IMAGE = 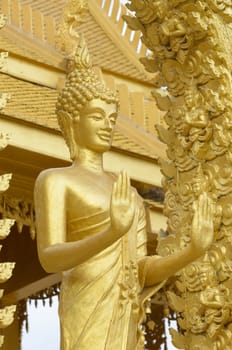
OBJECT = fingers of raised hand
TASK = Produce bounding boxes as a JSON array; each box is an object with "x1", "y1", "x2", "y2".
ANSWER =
[
  {"x1": 111, "y1": 173, "x2": 121, "y2": 203},
  {"x1": 193, "y1": 192, "x2": 214, "y2": 237},
  {"x1": 112, "y1": 182, "x2": 117, "y2": 202},
  {"x1": 195, "y1": 192, "x2": 206, "y2": 215},
  {"x1": 121, "y1": 170, "x2": 129, "y2": 200},
  {"x1": 112, "y1": 171, "x2": 132, "y2": 202},
  {"x1": 110, "y1": 172, "x2": 135, "y2": 236},
  {"x1": 198, "y1": 192, "x2": 214, "y2": 222},
  {"x1": 192, "y1": 198, "x2": 199, "y2": 229},
  {"x1": 114, "y1": 172, "x2": 122, "y2": 201},
  {"x1": 129, "y1": 191, "x2": 136, "y2": 211},
  {"x1": 206, "y1": 196, "x2": 214, "y2": 223}
]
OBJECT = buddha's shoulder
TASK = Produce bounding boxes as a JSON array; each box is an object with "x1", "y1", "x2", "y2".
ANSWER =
[{"x1": 35, "y1": 166, "x2": 73, "y2": 187}]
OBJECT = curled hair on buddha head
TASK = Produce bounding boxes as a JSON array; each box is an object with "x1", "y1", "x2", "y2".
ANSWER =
[{"x1": 56, "y1": 35, "x2": 119, "y2": 160}]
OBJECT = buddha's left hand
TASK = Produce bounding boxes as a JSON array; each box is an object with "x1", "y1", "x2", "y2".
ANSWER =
[{"x1": 191, "y1": 192, "x2": 214, "y2": 255}]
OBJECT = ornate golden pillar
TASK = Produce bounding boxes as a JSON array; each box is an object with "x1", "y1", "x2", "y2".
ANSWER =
[{"x1": 125, "y1": 1, "x2": 232, "y2": 349}]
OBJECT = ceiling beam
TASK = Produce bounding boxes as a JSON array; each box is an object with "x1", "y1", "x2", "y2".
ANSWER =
[
  {"x1": 2, "y1": 273, "x2": 61, "y2": 305},
  {"x1": 0, "y1": 115, "x2": 163, "y2": 187}
]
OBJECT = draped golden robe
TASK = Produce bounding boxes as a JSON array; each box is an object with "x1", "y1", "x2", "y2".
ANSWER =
[{"x1": 59, "y1": 196, "x2": 164, "y2": 350}]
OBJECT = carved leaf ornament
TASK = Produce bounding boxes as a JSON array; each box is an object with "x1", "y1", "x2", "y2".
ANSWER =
[
  {"x1": 0, "y1": 14, "x2": 16, "y2": 346},
  {"x1": 125, "y1": 0, "x2": 232, "y2": 348}
]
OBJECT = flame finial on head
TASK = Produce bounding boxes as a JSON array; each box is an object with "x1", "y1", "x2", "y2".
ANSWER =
[{"x1": 67, "y1": 34, "x2": 92, "y2": 72}]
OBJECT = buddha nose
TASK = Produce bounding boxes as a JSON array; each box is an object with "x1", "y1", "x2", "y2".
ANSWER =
[{"x1": 104, "y1": 117, "x2": 113, "y2": 130}]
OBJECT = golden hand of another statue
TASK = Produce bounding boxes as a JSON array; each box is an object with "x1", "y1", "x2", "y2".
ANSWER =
[
  {"x1": 110, "y1": 171, "x2": 135, "y2": 238},
  {"x1": 191, "y1": 192, "x2": 214, "y2": 255}
]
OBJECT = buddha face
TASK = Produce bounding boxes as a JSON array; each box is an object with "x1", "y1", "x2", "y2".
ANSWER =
[{"x1": 73, "y1": 98, "x2": 117, "y2": 153}]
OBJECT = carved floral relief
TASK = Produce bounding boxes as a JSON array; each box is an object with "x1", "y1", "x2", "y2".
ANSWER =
[
  {"x1": 0, "y1": 13, "x2": 16, "y2": 344},
  {"x1": 125, "y1": 0, "x2": 232, "y2": 348}
]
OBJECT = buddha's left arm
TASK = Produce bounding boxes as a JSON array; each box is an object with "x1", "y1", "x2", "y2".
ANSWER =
[{"x1": 139, "y1": 192, "x2": 214, "y2": 287}]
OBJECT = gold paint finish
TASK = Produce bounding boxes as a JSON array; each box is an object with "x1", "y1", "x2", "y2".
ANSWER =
[
  {"x1": 0, "y1": 13, "x2": 16, "y2": 347},
  {"x1": 125, "y1": 0, "x2": 232, "y2": 349},
  {"x1": 35, "y1": 36, "x2": 214, "y2": 349}
]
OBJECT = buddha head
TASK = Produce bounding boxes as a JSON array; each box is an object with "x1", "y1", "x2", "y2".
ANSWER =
[{"x1": 56, "y1": 36, "x2": 119, "y2": 160}]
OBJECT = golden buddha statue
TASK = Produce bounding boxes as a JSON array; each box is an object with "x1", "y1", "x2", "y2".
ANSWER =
[{"x1": 34, "y1": 36, "x2": 214, "y2": 350}]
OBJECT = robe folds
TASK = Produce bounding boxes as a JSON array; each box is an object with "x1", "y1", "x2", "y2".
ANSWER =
[{"x1": 59, "y1": 198, "x2": 164, "y2": 350}]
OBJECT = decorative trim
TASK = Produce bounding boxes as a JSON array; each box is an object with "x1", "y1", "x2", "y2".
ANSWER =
[
  {"x1": 0, "y1": 13, "x2": 16, "y2": 343},
  {"x1": 0, "y1": 262, "x2": 15, "y2": 283},
  {"x1": 1, "y1": 0, "x2": 56, "y2": 46},
  {"x1": 0, "y1": 194, "x2": 35, "y2": 239},
  {"x1": 126, "y1": 1, "x2": 232, "y2": 348},
  {"x1": 0, "y1": 218, "x2": 15, "y2": 239}
]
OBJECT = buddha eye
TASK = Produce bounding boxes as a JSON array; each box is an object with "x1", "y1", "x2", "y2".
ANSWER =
[{"x1": 89, "y1": 114, "x2": 103, "y2": 121}]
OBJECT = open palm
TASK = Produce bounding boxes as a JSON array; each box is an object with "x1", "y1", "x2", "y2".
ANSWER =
[
  {"x1": 110, "y1": 171, "x2": 135, "y2": 239},
  {"x1": 191, "y1": 192, "x2": 214, "y2": 253}
]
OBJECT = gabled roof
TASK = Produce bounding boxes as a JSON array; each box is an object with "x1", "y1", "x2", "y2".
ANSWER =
[
  {"x1": 0, "y1": 73, "x2": 165, "y2": 160},
  {"x1": 0, "y1": 0, "x2": 166, "y2": 162},
  {"x1": 0, "y1": 25, "x2": 63, "y2": 69},
  {"x1": 0, "y1": 0, "x2": 152, "y2": 83}
]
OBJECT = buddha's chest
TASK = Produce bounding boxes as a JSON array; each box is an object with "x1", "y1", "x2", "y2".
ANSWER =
[{"x1": 66, "y1": 178, "x2": 113, "y2": 220}]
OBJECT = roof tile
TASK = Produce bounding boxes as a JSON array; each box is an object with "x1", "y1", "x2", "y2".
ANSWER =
[{"x1": 0, "y1": 73, "x2": 159, "y2": 159}]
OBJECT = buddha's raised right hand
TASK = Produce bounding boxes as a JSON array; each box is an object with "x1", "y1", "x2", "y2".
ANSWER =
[{"x1": 110, "y1": 171, "x2": 136, "y2": 239}]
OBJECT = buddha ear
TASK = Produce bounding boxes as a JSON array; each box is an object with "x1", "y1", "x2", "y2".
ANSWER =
[{"x1": 57, "y1": 110, "x2": 78, "y2": 160}]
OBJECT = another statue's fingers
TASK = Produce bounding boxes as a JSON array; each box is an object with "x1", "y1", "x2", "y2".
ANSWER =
[
  {"x1": 199, "y1": 192, "x2": 206, "y2": 220},
  {"x1": 192, "y1": 211, "x2": 198, "y2": 233},
  {"x1": 209, "y1": 196, "x2": 214, "y2": 216},
  {"x1": 202, "y1": 193, "x2": 208, "y2": 219},
  {"x1": 192, "y1": 198, "x2": 199, "y2": 231},
  {"x1": 204, "y1": 193, "x2": 212, "y2": 223},
  {"x1": 210, "y1": 202, "x2": 214, "y2": 223},
  {"x1": 207, "y1": 197, "x2": 214, "y2": 224},
  {"x1": 204, "y1": 193, "x2": 210, "y2": 217},
  {"x1": 195, "y1": 194, "x2": 201, "y2": 216}
]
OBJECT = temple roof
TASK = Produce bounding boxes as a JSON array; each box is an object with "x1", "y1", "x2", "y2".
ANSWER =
[
  {"x1": 0, "y1": 0, "x2": 165, "y2": 161},
  {"x1": 0, "y1": 73, "x2": 165, "y2": 160},
  {"x1": 0, "y1": 0, "x2": 151, "y2": 82}
]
